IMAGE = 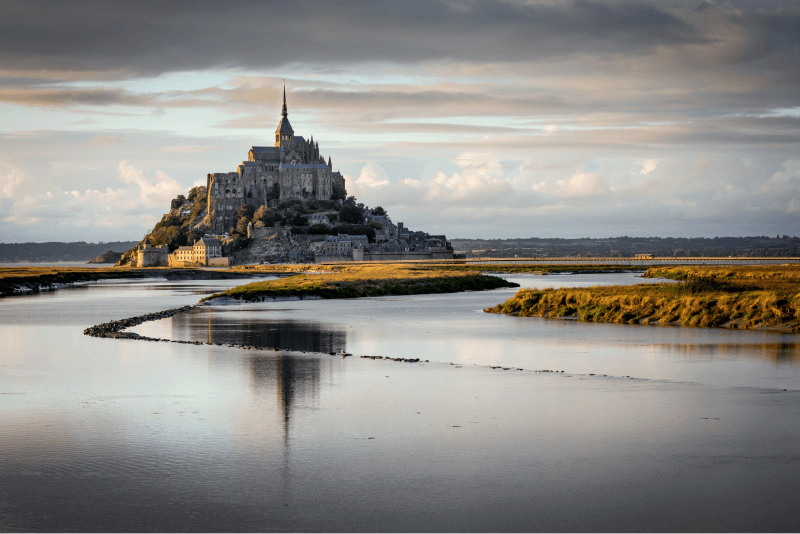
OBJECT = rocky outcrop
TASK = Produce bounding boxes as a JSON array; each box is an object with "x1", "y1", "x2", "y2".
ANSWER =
[
  {"x1": 235, "y1": 228, "x2": 307, "y2": 264},
  {"x1": 87, "y1": 250, "x2": 123, "y2": 264}
]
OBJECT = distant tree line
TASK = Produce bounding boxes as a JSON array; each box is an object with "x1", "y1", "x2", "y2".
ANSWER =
[
  {"x1": 450, "y1": 235, "x2": 800, "y2": 258},
  {"x1": 0, "y1": 241, "x2": 141, "y2": 263}
]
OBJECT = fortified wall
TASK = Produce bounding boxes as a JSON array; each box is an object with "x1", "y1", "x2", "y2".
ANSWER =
[{"x1": 352, "y1": 248, "x2": 455, "y2": 262}]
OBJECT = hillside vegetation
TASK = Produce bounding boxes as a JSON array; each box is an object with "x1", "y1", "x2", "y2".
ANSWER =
[{"x1": 485, "y1": 265, "x2": 800, "y2": 333}]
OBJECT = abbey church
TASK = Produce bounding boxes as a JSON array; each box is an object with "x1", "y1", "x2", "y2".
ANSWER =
[{"x1": 206, "y1": 86, "x2": 346, "y2": 233}]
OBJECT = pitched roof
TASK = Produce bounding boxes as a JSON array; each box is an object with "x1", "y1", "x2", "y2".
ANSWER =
[{"x1": 276, "y1": 116, "x2": 294, "y2": 134}]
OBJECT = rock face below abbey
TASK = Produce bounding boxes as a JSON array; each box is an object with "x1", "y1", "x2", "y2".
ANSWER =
[{"x1": 206, "y1": 86, "x2": 345, "y2": 234}]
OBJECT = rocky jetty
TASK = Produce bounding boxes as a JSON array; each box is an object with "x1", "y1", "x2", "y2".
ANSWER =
[{"x1": 84, "y1": 306, "x2": 195, "y2": 339}]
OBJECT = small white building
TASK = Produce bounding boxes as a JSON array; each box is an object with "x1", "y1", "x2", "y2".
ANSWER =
[{"x1": 308, "y1": 213, "x2": 331, "y2": 227}]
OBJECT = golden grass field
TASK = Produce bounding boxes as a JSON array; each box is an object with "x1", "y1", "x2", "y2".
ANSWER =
[
  {"x1": 205, "y1": 263, "x2": 517, "y2": 301},
  {"x1": 485, "y1": 265, "x2": 800, "y2": 332}
]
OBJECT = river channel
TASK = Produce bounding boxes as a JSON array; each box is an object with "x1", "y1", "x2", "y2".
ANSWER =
[{"x1": 2, "y1": 273, "x2": 800, "y2": 532}]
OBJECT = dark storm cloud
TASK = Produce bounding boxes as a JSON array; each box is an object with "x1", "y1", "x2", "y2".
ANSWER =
[{"x1": 0, "y1": 0, "x2": 749, "y2": 76}]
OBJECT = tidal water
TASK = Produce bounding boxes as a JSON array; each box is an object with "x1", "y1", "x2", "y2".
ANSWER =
[{"x1": 2, "y1": 273, "x2": 800, "y2": 532}]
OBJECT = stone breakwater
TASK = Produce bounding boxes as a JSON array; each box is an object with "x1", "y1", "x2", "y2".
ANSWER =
[
  {"x1": 83, "y1": 306, "x2": 195, "y2": 339},
  {"x1": 81, "y1": 308, "x2": 433, "y2": 365},
  {"x1": 81, "y1": 310, "x2": 662, "y2": 381}
]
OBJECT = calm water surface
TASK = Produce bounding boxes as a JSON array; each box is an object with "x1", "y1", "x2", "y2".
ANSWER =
[{"x1": 2, "y1": 273, "x2": 800, "y2": 532}]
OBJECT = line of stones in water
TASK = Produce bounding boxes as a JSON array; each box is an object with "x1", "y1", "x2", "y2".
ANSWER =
[
  {"x1": 82, "y1": 305, "x2": 428, "y2": 362},
  {"x1": 82, "y1": 306, "x2": 647, "y2": 378}
]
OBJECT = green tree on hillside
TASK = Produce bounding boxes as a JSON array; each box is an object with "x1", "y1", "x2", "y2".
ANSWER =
[{"x1": 339, "y1": 204, "x2": 364, "y2": 224}]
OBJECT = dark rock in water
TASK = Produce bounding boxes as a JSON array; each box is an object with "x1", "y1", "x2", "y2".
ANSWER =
[{"x1": 87, "y1": 250, "x2": 123, "y2": 264}]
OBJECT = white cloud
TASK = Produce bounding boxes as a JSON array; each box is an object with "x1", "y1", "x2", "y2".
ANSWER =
[
  {"x1": 355, "y1": 162, "x2": 390, "y2": 189},
  {"x1": 555, "y1": 172, "x2": 606, "y2": 197},
  {"x1": 0, "y1": 161, "x2": 27, "y2": 199},
  {"x1": 542, "y1": 125, "x2": 566, "y2": 136},
  {"x1": 66, "y1": 187, "x2": 131, "y2": 207},
  {"x1": 3, "y1": 195, "x2": 42, "y2": 224},
  {"x1": 118, "y1": 160, "x2": 184, "y2": 207},
  {"x1": 639, "y1": 159, "x2": 659, "y2": 175}
]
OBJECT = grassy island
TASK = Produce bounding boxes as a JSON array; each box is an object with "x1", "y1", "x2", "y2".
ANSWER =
[
  {"x1": 202, "y1": 264, "x2": 518, "y2": 302},
  {"x1": 485, "y1": 265, "x2": 800, "y2": 333}
]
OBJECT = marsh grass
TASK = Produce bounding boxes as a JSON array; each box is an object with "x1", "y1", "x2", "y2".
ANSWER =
[
  {"x1": 0, "y1": 266, "x2": 247, "y2": 297},
  {"x1": 203, "y1": 264, "x2": 517, "y2": 301},
  {"x1": 485, "y1": 265, "x2": 800, "y2": 332},
  {"x1": 428, "y1": 264, "x2": 649, "y2": 274}
]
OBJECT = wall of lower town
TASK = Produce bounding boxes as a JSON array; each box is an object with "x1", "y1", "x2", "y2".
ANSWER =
[
  {"x1": 314, "y1": 254, "x2": 354, "y2": 263},
  {"x1": 346, "y1": 250, "x2": 455, "y2": 262}
]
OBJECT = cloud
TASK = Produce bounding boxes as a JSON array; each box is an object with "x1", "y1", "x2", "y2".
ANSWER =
[
  {"x1": 162, "y1": 145, "x2": 224, "y2": 153},
  {"x1": 1, "y1": 2, "x2": 800, "y2": 240},
  {"x1": 117, "y1": 160, "x2": 184, "y2": 207},
  {"x1": 89, "y1": 135, "x2": 123, "y2": 147},
  {"x1": 355, "y1": 162, "x2": 390, "y2": 189},
  {"x1": 557, "y1": 172, "x2": 607, "y2": 197},
  {"x1": 639, "y1": 159, "x2": 658, "y2": 175},
  {"x1": 3, "y1": 195, "x2": 43, "y2": 224},
  {"x1": 0, "y1": 161, "x2": 26, "y2": 199}
]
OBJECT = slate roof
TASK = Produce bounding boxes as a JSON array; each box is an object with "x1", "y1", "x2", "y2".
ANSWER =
[
  {"x1": 276, "y1": 116, "x2": 294, "y2": 134},
  {"x1": 280, "y1": 163, "x2": 329, "y2": 169},
  {"x1": 196, "y1": 237, "x2": 220, "y2": 247}
]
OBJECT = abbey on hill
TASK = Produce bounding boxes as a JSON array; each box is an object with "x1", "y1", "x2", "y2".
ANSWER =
[
  {"x1": 118, "y1": 85, "x2": 457, "y2": 267},
  {"x1": 206, "y1": 86, "x2": 346, "y2": 234}
]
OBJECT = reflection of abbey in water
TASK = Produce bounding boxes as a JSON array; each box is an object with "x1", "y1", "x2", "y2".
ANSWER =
[
  {"x1": 206, "y1": 85, "x2": 346, "y2": 234},
  {"x1": 249, "y1": 354, "x2": 322, "y2": 432},
  {"x1": 199, "y1": 313, "x2": 347, "y2": 354}
]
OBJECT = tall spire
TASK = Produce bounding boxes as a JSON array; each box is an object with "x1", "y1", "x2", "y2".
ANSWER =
[
  {"x1": 281, "y1": 80, "x2": 288, "y2": 118},
  {"x1": 275, "y1": 80, "x2": 294, "y2": 147}
]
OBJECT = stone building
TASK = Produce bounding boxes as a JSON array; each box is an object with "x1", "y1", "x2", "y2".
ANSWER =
[
  {"x1": 322, "y1": 234, "x2": 353, "y2": 257},
  {"x1": 137, "y1": 240, "x2": 170, "y2": 267},
  {"x1": 206, "y1": 85, "x2": 346, "y2": 233},
  {"x1": 168, "y1": 236, "x2": 225, "y2": 267}
]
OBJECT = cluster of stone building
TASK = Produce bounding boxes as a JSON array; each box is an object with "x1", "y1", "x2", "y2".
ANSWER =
[
  {"x1": 137, "y1": 236, "x2": 232, "y2": 267},
  {"x1": 205, "y1": 86, "x2": 345, "y2": 234},
  {"x1": 313, "y1": 210, "x2": 455, "y2": 263}
]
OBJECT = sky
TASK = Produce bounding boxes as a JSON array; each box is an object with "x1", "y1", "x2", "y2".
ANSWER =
[{"x1": 1, "y1": 0, "x2": 799, "y2": 242}]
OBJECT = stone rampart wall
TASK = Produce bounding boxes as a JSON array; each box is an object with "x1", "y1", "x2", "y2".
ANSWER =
[
  {"x1": 351, "y1": 250, "x2": 455, "y2": 262},
  {"x1": 314, "y1": 254, "x2": 354, "y2": 263}
]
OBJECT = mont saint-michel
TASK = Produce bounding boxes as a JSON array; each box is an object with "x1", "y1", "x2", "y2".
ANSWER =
[
  {"x1": 206, "y1": 86, "x2": 346, "y2": 234},
  {"x1": 117, "y1": 88, "x2": 455, "y2": 267}
]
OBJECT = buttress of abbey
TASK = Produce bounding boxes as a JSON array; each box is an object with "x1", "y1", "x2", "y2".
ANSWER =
[{"x1": 206, "y1": 86, "x2": 346, "y2": 234}]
